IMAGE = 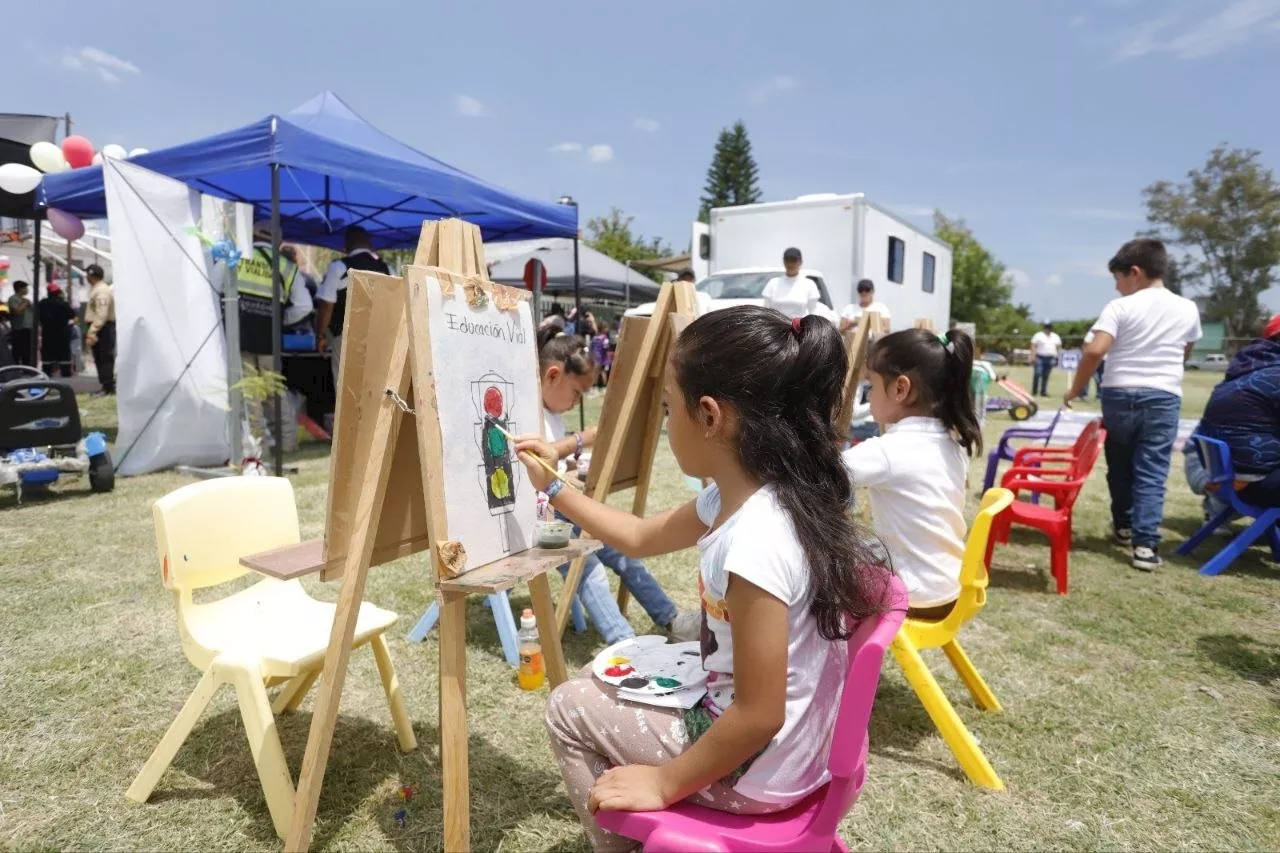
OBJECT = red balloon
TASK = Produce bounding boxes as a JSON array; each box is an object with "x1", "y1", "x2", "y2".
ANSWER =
[{"x1": 61, "y1": 135, "x2": 95, "y2": 169}]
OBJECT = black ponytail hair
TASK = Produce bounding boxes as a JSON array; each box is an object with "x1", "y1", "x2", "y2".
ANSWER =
[
  {"x1": 536, "y1": 326, "x2": 596, "y2": 376},
  {"x1": 866, "y1": 327, "x2": 983, "y2": 457},
  {"x1": 672, "y1": 307, "x2": 891, "y2": 640}
]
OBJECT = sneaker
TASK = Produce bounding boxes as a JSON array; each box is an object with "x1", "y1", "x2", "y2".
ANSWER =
[
  {"x1": 667, "y1": 610, "x2": 701, "y2": 643},
  {"x1": 1114, "y1": 526, "x2": 1133, "y2": 546},
  {"x1": 1132, "y1": 546, "x2": 1162, "y2": 571}
]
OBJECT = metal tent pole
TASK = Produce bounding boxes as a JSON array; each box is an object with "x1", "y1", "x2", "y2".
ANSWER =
[
  {"x1": 573, "y1": 234, "x2": 583, "y2": 430},
  {"x1": 30, "y1": 214, "x2": 42, "y2": 366},
  {"x1": 270, "y1": 164, "x2": 284, "y2": 477}
]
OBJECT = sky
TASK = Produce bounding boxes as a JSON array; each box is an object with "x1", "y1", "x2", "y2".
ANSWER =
[{"x1": 10, "y1": 0, "x2": 1280, "y2": 321}]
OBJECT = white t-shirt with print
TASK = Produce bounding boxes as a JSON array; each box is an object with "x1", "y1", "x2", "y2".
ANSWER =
[
  {"x1": 842, "y1": 417, "x2": 968, "y2": 608},
  {"x1": 1091, "y1": 286, "x2": 1201, "y2": 397},
  {"x1": 761, "y1": 275, "x2": 823, "y2": 320},
  {"x1": 694, "y1": 484, "x2": 846, "y2": 805},
  {"x1": 1031, "y1": 331, "x2": 1062, "y2": 358}
]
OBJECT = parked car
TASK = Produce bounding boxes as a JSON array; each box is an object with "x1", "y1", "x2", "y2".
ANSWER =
[
  {"x1": 625, "y1": 267, "x2": 834, "y2": 318},
  {"x1": 982, "y1": 352, "x2": 1009, "y2": 365},
  {"x1": 1010, "y1": 348, "x2": 1032, "y2": 366},
  {"x1": 1186, "y1": 353, "x2": 1229, "y2": 371}
]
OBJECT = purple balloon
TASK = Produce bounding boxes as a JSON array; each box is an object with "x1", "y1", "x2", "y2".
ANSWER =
[{"x1": 48, "y1": 208, "x2": 85, "y2": 242}]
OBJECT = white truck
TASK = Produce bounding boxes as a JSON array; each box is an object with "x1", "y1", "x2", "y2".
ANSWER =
[{"x1": 680, "y1": 193, "x2": 953, "y2": 330}]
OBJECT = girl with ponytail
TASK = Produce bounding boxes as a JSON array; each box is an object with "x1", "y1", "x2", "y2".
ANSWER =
[
  {"x1": 514, "y1": 307, "x2": 892, "y2": 852},
  {"x1": 844, "y1": 326, "x2": 983, "y2": 619}
]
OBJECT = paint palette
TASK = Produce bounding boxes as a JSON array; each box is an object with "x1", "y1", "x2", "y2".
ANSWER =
[{"x1": 591, "y1": 636, "x2": 707, "y2": 697}]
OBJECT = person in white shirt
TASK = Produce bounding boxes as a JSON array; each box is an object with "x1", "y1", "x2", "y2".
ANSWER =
[
  {"x1": 761, "y1": 247, "x2": 828, "y2": 321},
  {"x1": 1065, "y1": 238, "x2": 1201, "y2": 571},
  {"x1": 1030, "y1": 321, "x2": 1063, "y2": 397},
  {"x1": 515, "y1": 307, "x2": 892, "y2": 851},
  {"x1": 840, "y1": 279, "x2": 892, "y2": 333},
  {"x1": 843, "y1": 327, "x2": 983, "y2": 616}
]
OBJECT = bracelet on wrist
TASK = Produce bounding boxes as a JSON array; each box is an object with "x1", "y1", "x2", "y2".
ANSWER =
[
  {"x1": 545, "y1": 479, "x2": 566, "y2": 501},
  {"x1": 573, "y1": 432, "x2": 585, "y2": 460}
]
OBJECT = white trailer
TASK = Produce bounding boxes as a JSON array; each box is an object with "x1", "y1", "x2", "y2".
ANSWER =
[{"x1": 692, "y1": 193, "x2": 953, "y2": 331}]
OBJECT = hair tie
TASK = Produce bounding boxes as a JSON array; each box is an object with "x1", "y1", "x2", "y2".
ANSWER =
[
  {"x1": 791, "y1": 316, "x2": 803, "y2": 337},
  {"x1": 937, "y1": 331, "x2": 956, "y2": 355}
]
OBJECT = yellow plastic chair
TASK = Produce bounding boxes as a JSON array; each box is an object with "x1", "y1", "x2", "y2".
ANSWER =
[
  {"x1": 126, "y1": 477, "x2": 416, "y2": 839},
  {"x1": 889, "y1": 487, "x2": 1014, "y2": 791}
]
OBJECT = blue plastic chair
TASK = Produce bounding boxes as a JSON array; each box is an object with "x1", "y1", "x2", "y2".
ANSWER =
[
  {"x1": 1176, "y1": 436, "x2": 1280, "y2": 576},
  {"x1": 982, "y1": 409, "x2": 1064, "y2": 494}
]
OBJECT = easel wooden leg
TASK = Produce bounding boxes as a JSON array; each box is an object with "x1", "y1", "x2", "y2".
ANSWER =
[
  {"x1": 555, "y1": 555, "x2": 589, "y2": 637},
  {"x1": 439, "y1": 590, "x2": 471, "y2": 852},
  {"x1": 285, "y1": 338, "x2": 411, "y2": 852},
  {"x1": 529, "y1": 572, "x2": 568, "y2": 687},
  {"x1": 371, "y1": 635, "x2": 418, "y2": 752}
]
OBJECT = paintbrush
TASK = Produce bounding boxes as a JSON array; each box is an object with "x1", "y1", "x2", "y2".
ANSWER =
[{"x1": 491, "y1": 422, "x2": 582, "y2": 491}]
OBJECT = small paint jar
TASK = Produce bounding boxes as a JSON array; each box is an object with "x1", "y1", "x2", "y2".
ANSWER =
[{"x1": 534, "y1": 520, "x2": 573, "y2": 549}]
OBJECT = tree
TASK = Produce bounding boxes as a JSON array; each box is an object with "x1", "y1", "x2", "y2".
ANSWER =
[
  {"x1": 934, "y1": 211, "x2": 1032, "y2": 344},
  {"x1": 1143, "y1": 145, "x2": 1280, "y2": 338},
  {"x1": 698, "y1": 121, "x2": 762, "y2": 222},
  {"x1": 584, "y1": 208, "x2": 671, "y2": 282}
]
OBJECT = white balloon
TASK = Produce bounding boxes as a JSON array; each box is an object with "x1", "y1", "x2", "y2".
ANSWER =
[
  {"x1": 0, "y1": 162, "x2": 43, "y2": 194},
  {"x1": 92, "y1": 152, "x2": 103, "y2": 166},
  {"x1": 30, "y1": 141, "x2": 68, "y2": 173},
  {"x1": 127, "y1": 147, "x2": 149, "y2": 158},
  {"x1": 102, "y1": 143, "x2": 128, "y2": 160}
]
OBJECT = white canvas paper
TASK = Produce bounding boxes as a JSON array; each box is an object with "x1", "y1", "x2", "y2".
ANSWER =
[
  {"x1": 425, "y1": 275, "x2": 540, "y2": 570},
  {"x1": 103, "y1": 158, "x2": 230, "y2": 475}
]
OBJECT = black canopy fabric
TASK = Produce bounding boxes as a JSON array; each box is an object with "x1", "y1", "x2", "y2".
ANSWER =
[
  {"x1": 487, "y1": 239, "x2": 659, "y2": 301},
  {"x1": 0, "y1": 114, "x2": 59, "y2": 219}
]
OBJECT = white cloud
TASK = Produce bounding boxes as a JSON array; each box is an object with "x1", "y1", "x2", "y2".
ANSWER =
[
  {"x1": 749, "y1": 75, "x2": 797, "y2": 103},
  {"x1": 1004, "y1": 268, "x2": 1032, "y2": 290},
  {"x1": 633, "y1": 117, "x2": 660, "y2": 132},
  {"x1": 1045, "y1": 273, "x2": 1063, "y2": 287},
  {"x1": 549, "y1": 142, "x2": 583, "y2": 154},
  {"x1": 1115, "y1": 0, "x2": 1280, "y2": 61},
  {"x1": 587, "y1": 144, "x2": 614, "y2": 164},
  {"x1": 79, "y1": 46, "x2": 140, "y2": 75},
  {"x1": 455, "y1": 94, "x2": 487, "y2": 118},
  {"x1": 60, "y1": 45, "x2": 140, "y2": 83}
]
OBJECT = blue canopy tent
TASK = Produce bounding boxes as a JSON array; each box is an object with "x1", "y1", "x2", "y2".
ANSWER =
[{"x1": 39, "y1": 91, "x2": 579, "y2": 474}]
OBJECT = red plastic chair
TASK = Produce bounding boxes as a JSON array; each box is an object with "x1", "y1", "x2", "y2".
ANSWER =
[
  {"x1": 986, "y1": 420, "x2": 1104, "y2": 594},
  {"x1": 594, "y1": 576, "x2": 908, "y2": 853}
]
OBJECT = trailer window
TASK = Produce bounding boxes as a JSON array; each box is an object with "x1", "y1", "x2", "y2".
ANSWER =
[
  {"x1": 922, "y1": 252, "x2": 936, "y2": 294},
  {"x1": 887, "y1": 237, "x2": 905, "y2": 284}
]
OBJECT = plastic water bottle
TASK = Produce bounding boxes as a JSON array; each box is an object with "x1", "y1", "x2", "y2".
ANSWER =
[{"x1": 517, "y1": 609, "x2": 545, "y2": 691}]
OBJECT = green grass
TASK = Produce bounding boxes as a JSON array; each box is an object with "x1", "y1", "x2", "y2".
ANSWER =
[{"x1": 2, "y1": 366, "x2": 1278, "y2": 851}]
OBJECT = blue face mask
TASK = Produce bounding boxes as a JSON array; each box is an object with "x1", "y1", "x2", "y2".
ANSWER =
[{"x1": 683, "y1": 474, "x2": 705, "y2": 494}]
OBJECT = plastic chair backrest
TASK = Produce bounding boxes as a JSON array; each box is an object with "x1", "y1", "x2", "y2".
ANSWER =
[
  {"x1": 153, "y1": 477, "x2": 301, "y2": 594},
  {"x1": 1191, "y1": 435, "x2": 1256, "y2": 515},
  {"x1": 951, "y1": 488, "x2": 1014, "y2": 622},
  {"x1": 811, "y1": 575, "x2": 907, "y2": 836},
  {"x1": 1041, "y1": 409, "x2": 1064, "y2": 445}
]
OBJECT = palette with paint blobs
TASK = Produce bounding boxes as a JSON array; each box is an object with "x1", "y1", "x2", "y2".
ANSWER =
[{"x1": 591, "y1": 636, "x2": 707, "y2": 697}]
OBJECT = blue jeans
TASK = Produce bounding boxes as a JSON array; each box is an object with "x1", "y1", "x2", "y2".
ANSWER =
[
  {"x1": 1033, "y1": 355, "x2": 1056, "y2": 396},
  {"x1": 1100, "y1": 387, "x2": 1181, "y2": 548},
  {"x1": 557, "y1": 559, "x2": 634, "y2": 644},
  {"x1": 1184, "y1": 442, "x2": 1231, "y2": 518},
  {"x1": 593, "y1": 544, "x2": 678, "y2": 628}
]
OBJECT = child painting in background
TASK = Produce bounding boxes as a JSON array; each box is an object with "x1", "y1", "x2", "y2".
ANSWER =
[
  {"x1": 538, "y1": 328, "x2": 699, "y2": 643},
  {"x1": 843, "y1": 327, "x2": 983, "y2": 619},
  {"x1": 517, "y1": 308, "x2": 893, "y2": 853}
]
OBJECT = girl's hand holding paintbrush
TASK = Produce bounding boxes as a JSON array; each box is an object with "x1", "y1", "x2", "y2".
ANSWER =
[{"x1": 511, "y1": 435, "x2": 562, "y2": 492}]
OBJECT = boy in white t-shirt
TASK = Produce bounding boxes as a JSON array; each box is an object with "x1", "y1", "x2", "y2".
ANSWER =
[
  {"x1": 839, "y1": 279, "x2": 892, "y2": 334},
  {"x1": 1065, "y1": 238, "x2": 1201, "y2": 571}
]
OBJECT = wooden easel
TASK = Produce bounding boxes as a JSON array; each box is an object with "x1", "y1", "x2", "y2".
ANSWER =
[
  {"x1": 554, "y1": 279, "x2": 697, "y2": 635},
  {"x1": 240, "y1": 219, "x2": 599, "y2": 852},
  {"x1": 835, "y1": 311, "x2": 877, "y2": 438}
]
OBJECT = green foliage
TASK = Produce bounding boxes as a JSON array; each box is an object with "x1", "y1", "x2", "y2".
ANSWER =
[
  {"x1": 1143, "y1": 145, "x2": 1280, "y2": 338},
  {"x1": 584, "y1": 208, "x2": 671, "y2": 283},
  {"x1": 933, "y1": 211, "x2": 1032, "y2": 350},
  {"x1": 233, "y1": 365, "x2": 287, "y2": 404},
  {"x1": 698, "y1": 121, "x2": 762, "y2": 222}
]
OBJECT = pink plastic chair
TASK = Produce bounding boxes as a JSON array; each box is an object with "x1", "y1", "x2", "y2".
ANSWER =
[{"x1": 595, "y1": 576, "x2": 907, "y2": 852}]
